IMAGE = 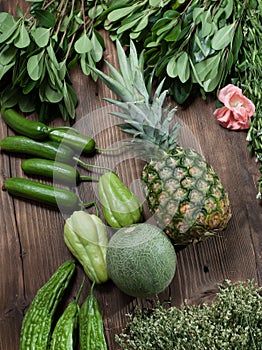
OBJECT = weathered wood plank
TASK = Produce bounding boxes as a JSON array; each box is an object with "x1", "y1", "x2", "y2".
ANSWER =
[{"x1": 0, "y1": 1, "x2": 261, "y2": 349}]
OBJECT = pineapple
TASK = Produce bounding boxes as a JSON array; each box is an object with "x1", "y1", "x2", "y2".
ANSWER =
[{"x1": 93, "y1": 40, "x2": 232, "y2": 245}]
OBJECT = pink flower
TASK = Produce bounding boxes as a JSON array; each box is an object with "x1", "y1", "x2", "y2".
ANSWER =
[{"x1": 213, "y1": 84, "x2": 255, "y2": 130}]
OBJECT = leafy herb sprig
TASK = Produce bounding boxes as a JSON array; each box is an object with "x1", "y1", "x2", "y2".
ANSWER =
[
  {"x1": 236, "y1": 0, "x2": 262, "y2": 198},
  {"x1": 116, "y1": 280, "x2": 262, "y2": 350},
  {"x1": 0, "y1": 0, "x2": 104, "y2": 122}
]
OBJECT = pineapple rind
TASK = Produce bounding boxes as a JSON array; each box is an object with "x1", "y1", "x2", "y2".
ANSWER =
[{"x1": 142, "y1": 147, "x2": 232, "y2": 245}]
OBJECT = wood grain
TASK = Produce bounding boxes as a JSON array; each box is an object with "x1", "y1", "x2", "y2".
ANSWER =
[{"x1": 0, "y1": 1, "x2": 262, "y2": 349}]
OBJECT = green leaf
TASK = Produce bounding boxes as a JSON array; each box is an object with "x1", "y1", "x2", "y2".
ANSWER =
[
  {"x1": 224, "y1": 0, "x2": 234, "y2": 20},
  {"x1": 90, "y1": 31, "x2": 103, "y2": 62},
  {"x1": 46, "y1": 43, "x2": 59, "y2": 68},
  {"x1": 63, "y1": 81, "x2": 76, "y2": 119},
  {"x1": 0, "y1": 12, "x2": 16, "y2": 33},
  {"x1": 45, "y1": 60, "x2": 63, "y2": 90},
  {"x1": 0, "y1": 85, "x2": 20, "y2": 108},
  {"x1": 0, "y1": 20, "x2": 19, "y2": 44},
  {"x1": 107, "y1": 5, "x2": 138, "y2": 22},
  {"x1": 74, "y1": 33, "x2": 92, "y2": 54},
  {"x1": 117, "y1": 15, "x2": 142, "y2": 35},
  {"x1": 27, "y1": 50, "x2": 45, "y2": 81},
  {"x1": 0, "y1": 62, "x2": 15, "y2": 79},
  {"x1": 133, "y1": 14, "x2": 149, "y2": 33},
  {"x1": 0, "y1": 45, "x2": 17, "y2": 65},
  {"x1": 192, "y1": 29, "x2": 216, "y2": 62},
  {"x1": 33, "y1": 10, "x2": 56, "y2": 28},
  {"x1": 171, "y1": 78, "x2": 192, "y2": 104},
  {"x1": 177, "y1": 51, "x2": 190, "y2": 83},
  {"x1": 87, "y1": 52, "x2": 99, "y2": 81},
  {"x1": 200, "y1": 10, "x2": 214, "y2": 37},
  {"x1": 165, "y1": 21, "x2": 181, "y2": 42},
  {"x1": 18, "y1": 94, "x2": 36, "y2": 113},
  {"x1": 80, "y1": 53, "x2": 91, "y2": 76},
  {"x1": 31, "y1": 27, "x2": 50, "y2": 47},
  {"x1": 151, "y1": 17, "x2": 170, "y2": 32},
  {"x1": 232, "y1": 24, "x2": 243, "y2": 61},
  {"x1": 44, "y1": 82, "x2": 64, "y2": 103},
  {"x1": 194, "y1": 53, "x2": 221, "y2": 82},
  {"x1": 193, "y1": 7, "x2": 204, "y2": 24},
  {"x1": 14, "y1": 22, "x2": 30, "y2": 48},
  {"x1": 22, "y1": 79, "x2": 38, "y2": 95},
  {"x1": 211, "y1": 22, "x2": 236, "y2": 50},
  {"x1": 166, "y1": 54, "x2": 180, "y2": 78}
]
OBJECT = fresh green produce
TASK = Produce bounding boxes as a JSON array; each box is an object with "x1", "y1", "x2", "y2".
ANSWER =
[
  {"x1": 93, "y1": 40, "x2": 232, "y2": 245},
  {"x1": 19, "y1": 260, "x2": 75, "y2": 350},
  {"x1": 48, "y1": 129, "x2": 96, "y2": 155},
  {"x1": 79, "y1": 283, "x2": 108, "y2": 350},
  {"x1": 98, "y1": 172, "x2": 143, "y2": 228},
  {"x1": 3, "y1": 177, "x2": 80, "y2": 212},
  {"x1": 64, "y1": 211, "x2": 109, "y2": 284},
  {"x1": 1, "y1": 107, "x2": 96, "y2": 155},
  {"x1": 21, "y1": 158, "x2": 97, "y2": 185},
  {"x1": 106, "y1": 223, "x2": 177, "y2": 298},
  {"x1": 49, "y1": 279, "x2": 85, "y2": 350},
  {"x1": 49, "y1": 300, "x2": 79, "y2": 350},
  {"x1": 0, "y1": 1, "x2": 104, "y2": 121},
  {"x1": 0, "y1": 135, "x2": 108, "y2": 171},
  {"x1": 0, "y1": 135, "x2": 75, "y2": 163},
  {"x1": 1, "y1": 107, "x2": 50, "y2": 140},
  {"x1": 115, "y1": 280, "x2": 262, "y2": 349}
]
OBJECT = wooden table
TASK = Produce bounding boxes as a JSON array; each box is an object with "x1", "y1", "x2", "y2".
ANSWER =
[{"x1": 1, "y1": 1, "x2": 262, "y2": 348}]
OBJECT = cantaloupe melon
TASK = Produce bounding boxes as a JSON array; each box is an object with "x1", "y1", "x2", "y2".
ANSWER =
[{"x1": 106, "y1": 223, "x2": 177, "y2": 297}]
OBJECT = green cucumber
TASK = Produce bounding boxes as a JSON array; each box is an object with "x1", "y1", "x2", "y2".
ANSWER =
[
  {"x1": 1, "y1": 108, "x2": 96, "y2": 155},
  {"x1": 0, "y1": 136, "x2": 75, "y2": 163},
  {"x1": 1, "y1": 107, "x2": 50, "y2": 141},
  {"x1": 48, "y1": 129, "x2": 96, "y2": 155},
  {"x1": 3, "y1": 177, "x2": 80, "y2": 212},
  {"x1": 21, "y1": 158, "x2": 96, "y2": 185}
]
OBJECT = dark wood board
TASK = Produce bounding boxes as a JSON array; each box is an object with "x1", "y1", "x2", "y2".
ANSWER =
[{"x1": 0, "y1": 1, "x2": 262, "y2": 349}]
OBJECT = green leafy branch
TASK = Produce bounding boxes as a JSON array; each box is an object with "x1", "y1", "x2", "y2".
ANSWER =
[{"x1": 0, "y1": 0, "x2": 104, "y2": 122}]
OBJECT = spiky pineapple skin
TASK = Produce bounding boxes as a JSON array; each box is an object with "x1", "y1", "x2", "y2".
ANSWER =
[{"x1": 142, "y1": 147, "x2": 232, "y2": 245}]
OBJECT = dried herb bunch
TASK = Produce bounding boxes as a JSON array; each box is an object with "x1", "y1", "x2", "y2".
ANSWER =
[{"x1": 116, "y1": 280, "x2": 262, "y2": 350}]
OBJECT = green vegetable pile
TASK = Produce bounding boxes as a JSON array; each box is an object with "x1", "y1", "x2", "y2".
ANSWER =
[
  {"x1": 3, "y1": 0, "x2": 261, "y2": 195},
  {"x1": 1, "y1": 107, "x2": 145, "y2": 220},
  {"x1": 0, "y1": 0, "x2": 104, "y2": 122},
  {"x1": 19, "y1": 260, "x2": 108, "y2": 350},
  {"x1": 116, "y1": 280, "x2": 262, "y2": 350}
]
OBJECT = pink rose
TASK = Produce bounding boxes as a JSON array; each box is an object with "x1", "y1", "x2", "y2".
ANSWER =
[{"x1": 213, "y1": 84, "x2": 255, "y2": 130}]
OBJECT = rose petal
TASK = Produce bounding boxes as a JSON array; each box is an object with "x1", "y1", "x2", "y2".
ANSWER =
[
  {"x1": 215, "y1": 84, "x2": 255, "y2": 130},
  {"x1": 218, "y1": 84, "x2": 243, "y2": 104}
]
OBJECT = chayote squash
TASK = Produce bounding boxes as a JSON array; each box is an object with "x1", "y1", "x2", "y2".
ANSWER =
[
  {"x1": 64, "y1": 211, "x2": 109, "y2": 284},
  {"x1": 98, "y1": 172, "x2": 143, "y2": 228}
]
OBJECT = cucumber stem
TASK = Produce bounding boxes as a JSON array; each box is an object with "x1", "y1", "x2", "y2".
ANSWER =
[
  {"x1": 80, "y1": 201, "x2": 100, "y2": 216},
  {"x1": 96, "y1": 144, "x2": 130, "y2": 153},
  {"x1": 75, "y1": 157, "x2": 112, "y2": 172},
  {"x1": 80, "y1": 175, "x2": 99, "y2": 182}
]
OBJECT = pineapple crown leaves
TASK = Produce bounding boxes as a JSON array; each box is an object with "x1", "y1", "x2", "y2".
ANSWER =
[{"x1": 91, "y1": 40, "x2": 181, "y2": 154}]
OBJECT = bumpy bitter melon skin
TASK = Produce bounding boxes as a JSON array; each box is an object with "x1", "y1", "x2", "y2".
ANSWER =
[
  {"x1": 79, "y1": 284, "x2": 108, "y2": 350},
  {"x1": 106, "y1": 223, "x2": 177, "y2": 297},
  {"x1": 19, "y1": 260, "x2": 75, "y2": 350}
]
